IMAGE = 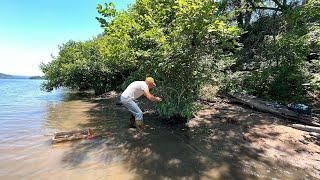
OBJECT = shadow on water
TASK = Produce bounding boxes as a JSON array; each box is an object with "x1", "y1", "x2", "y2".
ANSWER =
[
  {"x1": 61, "y1": 91, "x2": 95, "y2": 101},
  {"x1": 59, "y1": 95, "x2": 315, "y2": 179}
]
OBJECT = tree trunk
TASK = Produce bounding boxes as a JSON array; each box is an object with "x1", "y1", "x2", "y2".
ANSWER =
[
  {"x1": 302, "y1": 0, "x2": 308, "y2": 5},
  {"x1": 290, "y1": 124, "x2": 320, "y2": 133},
  {"x1": 244, "y1": 11, "x2": 252, "y2": 30},
  {"x1": 227, "y1": 93, "x2": 320, "y2": 127},
  {"x1": 235, "y1": 0, "x2": 244, "y2": 27}
]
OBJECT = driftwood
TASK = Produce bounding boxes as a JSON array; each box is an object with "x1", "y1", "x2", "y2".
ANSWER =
[
  {"x1": 290, "y1": 124, "x2": 320, "y2": 133},
  {"x1": 227, "y1": 93, "x2": 320, "y2": 127},
  {"x1": 52, "y1": 128, "x2": 96, "y2": 144}
]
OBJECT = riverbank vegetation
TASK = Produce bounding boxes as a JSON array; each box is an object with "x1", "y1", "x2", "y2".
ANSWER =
[{"x1": 41, "y1": 0, "x2": 320, "y2": 120}]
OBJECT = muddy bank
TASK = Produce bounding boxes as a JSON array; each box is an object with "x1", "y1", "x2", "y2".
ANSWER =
[
  {"x1": 4, "y1": 88, "x2": 319, "y2": 179},
  {"x1": 86, "y1": 92, "x2": 320, "y2": 179},
  {"x1": 188, "y1": 97, "x2": 320, "y2": 179}
]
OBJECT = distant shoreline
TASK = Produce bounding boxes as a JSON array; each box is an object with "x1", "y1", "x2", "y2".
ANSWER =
[
  {"x1": 0, "y1": 73, "x2": 44, "y2": 80},
  {"x1": 0, "y1": 77, "x2": 45, "y2": 80}
]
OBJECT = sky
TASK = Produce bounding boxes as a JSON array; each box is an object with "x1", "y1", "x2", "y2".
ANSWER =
[{"x1": 0, "y1": 0, "x2": 135, "y2": 76}]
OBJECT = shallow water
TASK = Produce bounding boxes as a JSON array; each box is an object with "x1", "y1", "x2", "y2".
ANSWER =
[{"x1": 0, "y1": 79, "x2": 316, "y2": 179}]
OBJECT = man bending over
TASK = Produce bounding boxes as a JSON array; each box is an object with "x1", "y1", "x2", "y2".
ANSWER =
[{"x1": 120, "y1": 77, "x2": 161, "y2": 131}]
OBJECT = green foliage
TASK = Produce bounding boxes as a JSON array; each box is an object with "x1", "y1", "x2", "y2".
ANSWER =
[
  {"x1": 42, "y1": 0, "x2": 320, "y2": 120},
  {"x1": 96, "y1": 2, "x2": 117, "y2": 29},
  {"x1": 122, "y1": 0, "x2": 240, "y2": 119},
  {"x1": 70, "y1": 0, "x2": 239, "y2": 119},
  {"x1": 220, "y1": 0, "x2": 320, "y2": 103},
  {"x1": 40, "y1": 39, "x2": 132, "y2": 95},
  {"x1": 41, "y1": 5, "x2": 140, "y2": 95},
  {"x1": 243, "y1": 66, "x2": 307, "y2": 102},
  {"x1": 42, "y1": 0, "x2": 240, "y2": 119}
]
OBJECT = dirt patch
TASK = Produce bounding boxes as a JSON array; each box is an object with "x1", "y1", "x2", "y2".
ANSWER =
[{"x1": 188, "y1": 97, "x2": 320, "y2": 178}]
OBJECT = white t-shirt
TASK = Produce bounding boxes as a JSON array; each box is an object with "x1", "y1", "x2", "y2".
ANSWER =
[{"x1": 121, "y1": 81, "x2": 149, "y2": 100}]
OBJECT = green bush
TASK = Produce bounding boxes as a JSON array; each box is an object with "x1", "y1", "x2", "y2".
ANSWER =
[
  {"x1": 220, "y1": 0, "x2": 320, "y2": 103},
  {"x1": 106, "y1": 0, "x2": 240, "y2": 119}
]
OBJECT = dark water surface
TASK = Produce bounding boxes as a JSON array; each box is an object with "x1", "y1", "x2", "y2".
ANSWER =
[{"x1": 0, "y1": 79, "x2": 316, "y2": 179}]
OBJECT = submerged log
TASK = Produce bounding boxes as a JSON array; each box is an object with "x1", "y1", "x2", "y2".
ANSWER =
[
  {"x1": 227, "y1": 93, "x2": 320, "y2": 127},
  {"x1": 52, "y1": 128, "x2": 96, "y2": 144},
  {"x1": 290, "y1": 124, "x2": 320, "y2": 133}
]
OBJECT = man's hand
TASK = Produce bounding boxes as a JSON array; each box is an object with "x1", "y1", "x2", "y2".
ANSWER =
[{"x1": 155, "y1": 97, "x2": 162, "y2": 102}]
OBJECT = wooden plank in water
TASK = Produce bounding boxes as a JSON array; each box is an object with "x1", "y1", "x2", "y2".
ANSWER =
[{"x1": 52, "y1": 128, "x2": 95, "y2": 144}]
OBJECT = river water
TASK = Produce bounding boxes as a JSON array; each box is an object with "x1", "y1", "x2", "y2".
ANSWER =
[{"x1": 0, "y1": 79, "x2": 315, "y2": 179}]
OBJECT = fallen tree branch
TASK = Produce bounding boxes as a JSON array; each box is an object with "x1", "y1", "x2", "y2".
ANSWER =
[
  {"x1": 227, "y1": 93, "x2": 320, "y2": 127},
  {"x1": 52, "y1": 128, "x2": 99, "y2": 144},
  {"x1": 255, "y1": 6, "x2": 281, "y2": 11},
  {"x1": 290, "y1": 124, "x2": 320, "y2": 133}
]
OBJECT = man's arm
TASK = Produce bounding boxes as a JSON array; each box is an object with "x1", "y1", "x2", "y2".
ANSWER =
[{"x1": 144, "y1": 89, "x2": 161, "y2": 102}]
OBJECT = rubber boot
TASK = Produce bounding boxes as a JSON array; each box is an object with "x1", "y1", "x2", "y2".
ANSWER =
[{"x1": 135, "y1": 120, "x2": 145, "y2": 132}]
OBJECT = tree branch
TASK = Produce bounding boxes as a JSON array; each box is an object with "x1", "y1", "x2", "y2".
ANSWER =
[
  {"x1": 255, "y1": 6, "x2": 281, "y2": 11},
  {"x1": 247, "y1": 0, "x2": 283, "y2": 11},
  {"x1": 272, "y1": 0, "x2": 285, "y2": 9}
]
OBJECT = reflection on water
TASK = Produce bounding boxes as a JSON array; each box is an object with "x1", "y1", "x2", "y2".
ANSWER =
[{"x1": 0, "y1": 79, "x2": 316, "y2": 179}]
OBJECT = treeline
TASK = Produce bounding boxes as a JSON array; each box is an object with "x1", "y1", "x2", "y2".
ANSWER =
[
  {"x1": 222, "y1": 0, "x2": 320, "y2": 103},
  {"x1": 41, "y1": 0, "x2": 319, "y2": 119}
]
